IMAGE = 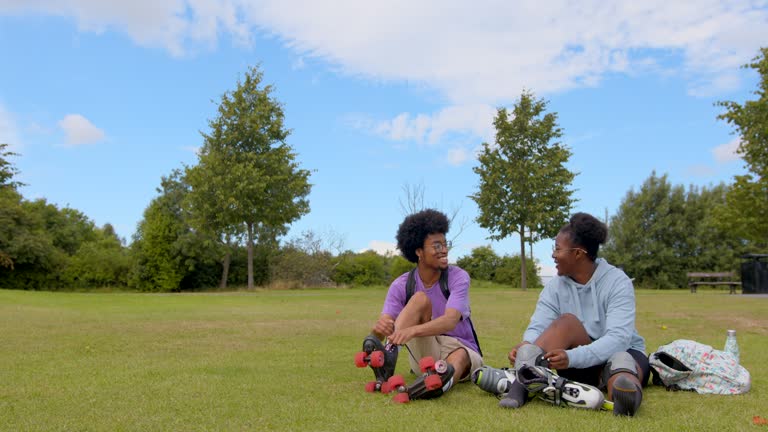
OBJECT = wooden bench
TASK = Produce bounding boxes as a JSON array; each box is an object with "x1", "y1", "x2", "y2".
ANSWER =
[{"x1": 687, "y1": 272, "x2": 741, "y2": 294}]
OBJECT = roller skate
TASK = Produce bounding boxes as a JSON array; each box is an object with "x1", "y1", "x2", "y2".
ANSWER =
[
  {"x1": 472, "y1": 365, "x2": 517, "y2": 395},
  {"x1": 354, "y1": 334, "x2": 398, "y2": 393},
  {"x1": 386, "y1": 356, "x2": 455, "y2": 403},
  {"x1": 516, "y1": 364, "x2": 608, "y2": 410}
]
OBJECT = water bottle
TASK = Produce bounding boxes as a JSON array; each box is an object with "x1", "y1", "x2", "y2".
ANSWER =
[{"x1": 724, "y1": 329, "x2": 740, "y2": 363}]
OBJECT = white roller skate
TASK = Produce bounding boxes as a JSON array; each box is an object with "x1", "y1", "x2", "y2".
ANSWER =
[{"x1": 516, "y1": 364, "x2": 606, "y2": 410}]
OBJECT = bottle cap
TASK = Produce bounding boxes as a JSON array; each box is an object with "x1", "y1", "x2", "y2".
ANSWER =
[{"x1": 727, "y1": 329, "x2": 736, "y2": 336}]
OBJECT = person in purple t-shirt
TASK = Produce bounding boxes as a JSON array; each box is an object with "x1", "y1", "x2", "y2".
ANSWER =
[{"x1": 371, "y1": 209, "x2": 483, "y2": 392}]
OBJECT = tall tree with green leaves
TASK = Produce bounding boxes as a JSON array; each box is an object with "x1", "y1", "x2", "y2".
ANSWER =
[
  {"x1": 602, "y1": 173, "x2": 746, "y2": 288},
  {"x1": 715, "y1": 47, "x2": 768, "y2": 249},
  {"x1": 0, "y1": 143, "x2": 22, "y2": 268},
  {"x1": 186, "y1": 65, "x2": 312, "y2": 289},
  {"x1": 1, "y1": 143, "x2": 23, "y2": 190},
  {"x1": 471, "y1": 91, "x2": 576, "y2": 290},
  {"x1": 603, "y1": 173, "x2": 688, "y2": 288},
  {"x1": 131, "y1": 170, "x2": 217, "y2": 292}
]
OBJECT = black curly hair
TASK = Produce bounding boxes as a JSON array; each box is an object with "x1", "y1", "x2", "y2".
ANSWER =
[
  {"x1": 396, "y1": 209, "x2": 449, "y2": 263},
  {"x1": 559, "y1": 212, "x2": 607, "y2": 261}
]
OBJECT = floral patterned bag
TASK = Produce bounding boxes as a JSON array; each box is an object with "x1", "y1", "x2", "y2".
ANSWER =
[{"x1": 649, "y1": 339, "x2": 750, "y2": 395}]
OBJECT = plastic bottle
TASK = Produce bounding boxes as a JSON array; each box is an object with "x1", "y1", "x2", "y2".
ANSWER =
[{"x1": 724, "y1": 329, "x2": 740, "y2": 363}]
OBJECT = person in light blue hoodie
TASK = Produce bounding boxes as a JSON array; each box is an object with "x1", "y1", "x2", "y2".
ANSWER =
[{"x1": 500, "y1": 212, "x2": 649, "y2": 416}]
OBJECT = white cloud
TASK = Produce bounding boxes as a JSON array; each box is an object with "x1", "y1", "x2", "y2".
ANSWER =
[
  {"x1": 446, "y1": 147, "x2": 469, "y2": 166},
  {"x1": 0, "y1": 104, "x2": 21, "y2": 151},
  {"x1": 0, "y1": 0, "x2": 250, "y2": 57},
  {"x1": 373, "y1": 104, "x2": 496, "y2": 145},
  {"x1": 686, "y1": 164, "x2": 717, "y2": 177},
  {"x1": 292, "y1": 56, "x2": 306, "y2": 70},
  {"x1": 3, "y1": 1, "x2": 766, "y2": 100},
  {"x1": 182, "y1": 145, "x2": 201, "y2": 155},
  {"x1": 361, "y1": 240, "x2": 398, "y2": 257},
  {"x1": 712, "y1": 137, "x2": 742, "y2": 163},
  {"x1": 58, "y1": 114, "x2": 106, "y2": 146}
]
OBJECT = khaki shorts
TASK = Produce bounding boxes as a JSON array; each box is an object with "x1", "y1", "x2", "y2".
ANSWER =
[{"x1": 405, "y1": 335, "x2": 483, "y2": 381}]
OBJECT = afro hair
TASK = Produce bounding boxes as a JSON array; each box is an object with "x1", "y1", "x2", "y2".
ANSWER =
[{"x1": 396, "y1": 209, "x2": 449, "y2": 263}]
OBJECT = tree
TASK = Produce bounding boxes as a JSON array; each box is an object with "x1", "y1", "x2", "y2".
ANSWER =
[
  {"x1": 715, "y1": 47, "x2": 768, "y2": 249},
  {"x1": 0, "y1": 143, "x2": 23, "y2": 190},
  {"x1": 602, "y1": 173, "x2": 745, "y2": 288},
  {"x1": 399, "y1": 181, "x2": 469, "y2": 244},
  {"x1": 471, "y1": 91, "x2": 576, "y2": 290},
  {"x1": 455, "y1": 246, "x2": 542, "y2": 287},
  {"x1": 0, "y1": 144, "x2": 22, "y2": 268},
  {"x1": 63, "y1": 224, "x2": 131, "y2": 288},
  {"x1": 332, "y1": 250, "x2": 388, "y2": 286},
  {"x1": 130, "y1": 170, "x2": 217, "y2": 292},
  {"x1": 495, "y1": 254, "x2": 542, "y2": 288},
  {"x1": 186, "y1": 65, "x2": 312, "y2": 289},
  {"x1": 456, "y1": 246, "x2": 501, "y2": 281},
  {"x1": 270, "y1": 230, "x2": 341, "y2": 287},
  {"x1": 603, "y1": 173, "x2": 689, "y2": 288}
]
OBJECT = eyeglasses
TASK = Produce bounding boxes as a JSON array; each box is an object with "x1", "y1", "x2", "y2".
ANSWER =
[
  {"x1": 552, "y1": 246, "x2": 588, "y2": 255},
  {"x1": 431, "y1": 240, "x2": 452, "y2": 253}
]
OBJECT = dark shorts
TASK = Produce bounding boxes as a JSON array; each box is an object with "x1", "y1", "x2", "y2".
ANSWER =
[{"x1": 556, "y1": 349, "x2": 650, "y2": 389}]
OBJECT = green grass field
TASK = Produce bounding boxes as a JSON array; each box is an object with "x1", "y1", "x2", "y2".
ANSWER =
[{"x1": 1, "y1": 286, "x2": 766, "y2": 431}]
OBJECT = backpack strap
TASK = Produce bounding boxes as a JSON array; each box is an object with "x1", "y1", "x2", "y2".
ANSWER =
[
  {"x1": 405, "y1": 268, "x2": 418, "y2": 305},
  {"x1": 404, "y1": 266, "x2": 483, "y2": 357},
  {"x1": 406, "y1": 267, "x2": 450, "y2": 304}
]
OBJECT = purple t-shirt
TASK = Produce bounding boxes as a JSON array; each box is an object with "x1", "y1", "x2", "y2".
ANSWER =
[{"x1": 381, "y1": 265, "x2": 480, "y2": 354}]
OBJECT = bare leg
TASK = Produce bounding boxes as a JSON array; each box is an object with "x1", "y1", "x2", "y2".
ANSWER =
[
  {"x1": 446, "y1": 348, "x2": 471, "y2": 382},
  {"x1": 534, "y1": 313, "x2": 591, "y2": 352},
  {"x1": 395, "y1": 291, "x2": 432, "y2": 330},
  {"x1": 501, "y1": 313, "x2": 589, "y2": 410}
]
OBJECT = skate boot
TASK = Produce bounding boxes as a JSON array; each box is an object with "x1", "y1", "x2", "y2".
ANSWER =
[
  {"x1": 516, "y1": 364, "x2": 606, "y2": 410},
  {"x1": 472, "y1": 365, "x2": 517, "y2": 395},
  {"x1": 354, "y1": 334, "x2": 398, "y2": 392},
  {"x1": 611, "y1": 375, "x2": 642, "y2": 416},
  {"x1": 499, "y1": 344, "x2": 548, "y2": 409},
  {"x1": 387, "y1": 356, "x2": 455, "y2": 403}
]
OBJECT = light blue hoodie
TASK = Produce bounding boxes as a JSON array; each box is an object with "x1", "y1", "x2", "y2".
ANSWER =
[{"x1": 522, "y1": 258, "x2": 645, "y2": 369}]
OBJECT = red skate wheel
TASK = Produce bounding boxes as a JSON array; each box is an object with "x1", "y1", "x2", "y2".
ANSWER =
[
  {"x1": 419, "y1": 356, "x2": 436, "y2": 373},
  {"x1": 354, "y1": 351, "x2": 368, "y2": 368},
  {"x1": 381, "y1": 382, "x2": 392, "y2": 394},
  {"x1": 425, "y1": 374, "x2": 442, "y2": 390},
  {"x1": 388, "y1": 374, "x2": 406, "y2": 390},
  {"x1": 393, "y1": 392, "x2": 410, "y2": 404},
  {"x1": 434, "y1": 360, "x2": 448, "y2": 374},
  {"x1": 365, "y1": 381, "x2": 377, "y2": 392},
  {"x1": 370, "y1": 350, "x2": 385, "y2": 368}
]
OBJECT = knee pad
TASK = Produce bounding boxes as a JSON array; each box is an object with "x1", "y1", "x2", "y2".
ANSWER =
[
  {"x1": 602, "y1": 351, "x2": 638, "y2": 386},
  {"x1": 515, "y1": 344, "x2": 545, "y2": 369}
]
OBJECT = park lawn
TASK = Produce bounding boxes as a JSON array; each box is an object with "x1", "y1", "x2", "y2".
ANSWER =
[{"x1": 0, "y1": 286, "x2": 765, "y2": 431}]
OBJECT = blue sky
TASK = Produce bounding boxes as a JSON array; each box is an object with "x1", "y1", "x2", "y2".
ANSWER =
[{"x1": 1, "y1": 1, "x2": 765, "y2": 279}]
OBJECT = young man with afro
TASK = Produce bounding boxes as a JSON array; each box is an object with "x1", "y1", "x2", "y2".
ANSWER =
[{"x1": 368, "y1": 209, "x2": 483, "y2": 396}]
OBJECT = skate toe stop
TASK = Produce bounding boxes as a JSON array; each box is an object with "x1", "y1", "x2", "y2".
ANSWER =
[{"x1": 498, "y1": 398, "x2": 521, "y2": 409}]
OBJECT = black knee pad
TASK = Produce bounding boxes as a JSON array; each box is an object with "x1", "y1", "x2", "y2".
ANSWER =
[{"x1": 601, "y1": 351, "x2": 638, "y2": 388}]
